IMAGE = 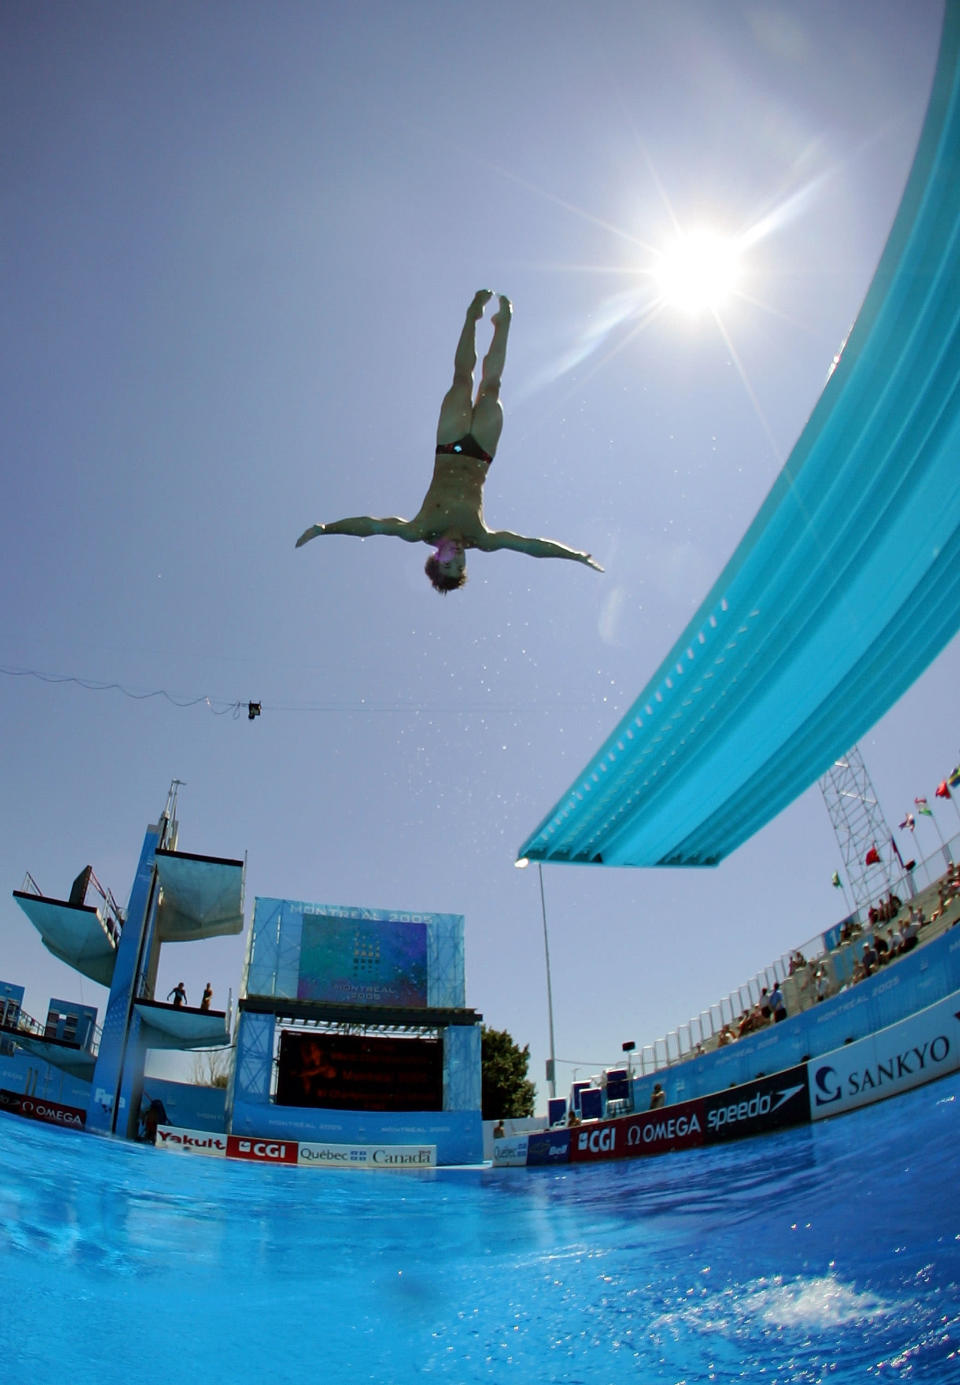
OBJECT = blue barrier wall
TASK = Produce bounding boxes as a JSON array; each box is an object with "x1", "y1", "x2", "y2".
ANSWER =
[
  {"x1": 629, "y1": 928, "x2": 960, "y2": 1110},
  {"x1": 144, "y1": 1077, "x2": 227, "y2": 1133},
  {"x1": 230, "y1": 1096, "x2": 481, "y2": 1165},
  {"x1": 0, "y1": 1052, "x2": 91, "y2": 1108}
]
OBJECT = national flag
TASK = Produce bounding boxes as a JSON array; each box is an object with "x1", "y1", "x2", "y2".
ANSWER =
[
  {"x1": 899, "y1": 813, "x2": 915, "y2": 831},
  {"x1": 950, "y1": 765, "x2": 960, "y2": 788},
  {"x1": 865, "y1": 845, "x2": 881, "y2": 866},
  {"x1": 890, "y1": 836, "x2": 905, "y2": 868},
  {"x1": 914, "y1": 796, "x2": 933, "y2": 817},
  {"x1": 936, "y1": 781, "x2": 951, "y2": 800},
  {"x1": 831, "y1": 871, "x2": 842, "y2": 888}
]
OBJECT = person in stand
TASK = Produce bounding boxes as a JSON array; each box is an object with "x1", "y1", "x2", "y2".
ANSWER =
[
  {"x1": 899, "y1": 914, "x2": 920, "y2": 953},
  {"x1": 296, "y1": 291, "x2": 603, "y2": 593},
  {"x1": 167, "y1": 981, "x2": 187, "y2": 1008},
  {"x1": 200, "y1": 982, "x2": 213, "y2": 1011},
  {"x1": 649, "y1": 1082, "x2": 666, "y2": 1109},
  {"x1": 493, "y1": 1120, "x2": 506, "y2": 1140},
  {"x1": 769, "y1": 981, "x2": 787, "y2": 1023}
]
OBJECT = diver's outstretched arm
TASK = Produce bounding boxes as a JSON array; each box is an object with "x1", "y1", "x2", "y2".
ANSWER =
[
  {"x1": 479, "y1": 529, "x2": 603, "y2": 571},
  {"x1": 296, "y1": 516, "x2": 416, "y2": 547}
]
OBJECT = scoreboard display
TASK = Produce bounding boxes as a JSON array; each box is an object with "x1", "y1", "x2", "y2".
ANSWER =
[{"x1": 277, "y1": 1030, "x2": 444, "y2": 1112}]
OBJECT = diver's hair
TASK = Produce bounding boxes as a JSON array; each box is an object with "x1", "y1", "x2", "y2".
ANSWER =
[{"x1": 425, "y1": 554, "x2": 467, "y2": 593}]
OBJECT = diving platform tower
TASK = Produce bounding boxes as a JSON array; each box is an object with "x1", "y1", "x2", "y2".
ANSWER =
[{"x1": 13, "y1": 781, "x2": 245, "y2": 1139}]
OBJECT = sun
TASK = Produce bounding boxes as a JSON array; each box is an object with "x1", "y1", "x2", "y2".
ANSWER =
[{"x1": 653, "y1": 229, "x2": 743, "y2": 316}]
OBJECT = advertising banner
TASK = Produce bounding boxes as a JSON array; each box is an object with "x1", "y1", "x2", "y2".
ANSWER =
[
  {"x1": 297, "y1": 1142, "x2": 436, "y2": 1169},
  {"x1": 491, "y1": 1135, "x2": 529, "y2": 1167},
  {"x1": 809, "y1": 991, "x2": 960, "y2": 1120},
  {"x1": 226, "y1": 1134, "x2": 299, "y2": 1164},
  {"x1": 569, "y1": 1096, "x2": 706, "y2": 1163},
  {"x1": 525, "y1": 1129, "x2": 571, "y2": 1166},
  {"x1": 703, "y1": 1067, "x2": 810, "y2": 1143},
  {"x1": 0, "y1": 1089, "x2": 85, "y2": 1129},
  {"x1": 156, "y1": 1125, "x2": 227, "y2": 1157},
  {"x1": 297, "y1": 915, "x2": 428, "y2": 1007}
]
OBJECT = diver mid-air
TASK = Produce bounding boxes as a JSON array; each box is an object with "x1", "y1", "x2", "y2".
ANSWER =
[{"x1": 295, "y1": 291, "x2": 603, "y2": 592}]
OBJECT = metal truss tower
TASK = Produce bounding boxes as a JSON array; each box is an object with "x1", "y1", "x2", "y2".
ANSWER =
[{"x1": 819, "y1": 745, "x2": 898, "y2": 915}]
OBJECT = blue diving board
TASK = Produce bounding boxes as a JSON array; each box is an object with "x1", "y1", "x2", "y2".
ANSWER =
[{"x1": 519, "y1": 1, "x2": 960, "y2": 869}]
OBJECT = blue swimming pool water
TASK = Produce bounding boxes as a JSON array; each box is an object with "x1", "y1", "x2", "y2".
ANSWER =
[{"x1": 2, "y1": 1075, "x2": 958, "y2": 1384}]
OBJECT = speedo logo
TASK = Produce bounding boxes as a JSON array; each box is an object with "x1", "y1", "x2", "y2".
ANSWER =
[{"x1": 707, "y1": 1084, "x2": 804, "y2": 1132}]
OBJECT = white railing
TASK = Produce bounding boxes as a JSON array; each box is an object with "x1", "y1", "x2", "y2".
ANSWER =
[{"x1": 615, "y1": 830, "x2": 959, "y2": 1080}]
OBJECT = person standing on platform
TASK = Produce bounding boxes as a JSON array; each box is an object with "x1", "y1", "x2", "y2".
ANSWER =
[{"x1": 770, "y1": 982, "x2": 787, "y2": 1022}]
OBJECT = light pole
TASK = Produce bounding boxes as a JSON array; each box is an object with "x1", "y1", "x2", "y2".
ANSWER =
[{"x1": 516, "y1": 858, "x2": 557, "y2": 1100}]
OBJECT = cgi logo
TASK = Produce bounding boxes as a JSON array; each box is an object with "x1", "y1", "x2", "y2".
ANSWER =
[
  {"x1": 234, "y1": 1138, "x2": 294, "y2": 1162},
  {"x1": 577, "y1": 1125, "x2": 616, "y2": 1154}
]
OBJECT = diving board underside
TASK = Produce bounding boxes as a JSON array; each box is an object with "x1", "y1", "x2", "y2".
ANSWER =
[{"x1": 518, "y1": 1, "x2": 960, "y2": 870}]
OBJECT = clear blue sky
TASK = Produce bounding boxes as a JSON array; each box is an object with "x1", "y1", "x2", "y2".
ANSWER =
[{"x1": 3, "y1": 0, "x2": 956, "y2": 1107}]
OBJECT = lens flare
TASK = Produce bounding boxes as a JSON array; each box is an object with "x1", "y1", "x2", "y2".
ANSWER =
[{"x1": 654, "y1": 230, "x2": 743, "y2": 315}]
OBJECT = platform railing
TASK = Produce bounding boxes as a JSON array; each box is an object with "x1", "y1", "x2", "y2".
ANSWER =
[{"x1": 613, "y1": 830, "x2": 960, "y2": 1082}]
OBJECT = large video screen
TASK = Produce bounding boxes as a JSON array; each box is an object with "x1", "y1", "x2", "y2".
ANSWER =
[
  {"x1": 296, "y1": 915, "x2": 428, "y2": 1007},
  {"x1": 277, "y1": 1031, "x2": 444, "y2": 1112}
]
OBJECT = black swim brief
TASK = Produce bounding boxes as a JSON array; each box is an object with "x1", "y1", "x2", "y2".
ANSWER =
[{"x1": 436, "y1": 433, "x2": 493, "y2": 464}]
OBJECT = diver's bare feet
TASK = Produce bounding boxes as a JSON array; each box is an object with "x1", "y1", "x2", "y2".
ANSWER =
[
  {"x1": 469, "y1": 289, "x2": 494, "y2": 317},
  {"x1": 492, "y1": 294, "x2": 512, "y2": 326}
]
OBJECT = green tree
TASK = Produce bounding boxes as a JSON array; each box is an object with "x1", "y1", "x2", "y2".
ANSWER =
[{"x1": 481, "y1": 1025, "x2": 536, "y2": 1119}]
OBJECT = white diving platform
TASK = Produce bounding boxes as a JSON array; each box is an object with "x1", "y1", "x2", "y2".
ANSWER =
[
  {"x1": 155, "y1": 848, "x2": 245, "y2": 941},
  {"x1": 12, "y1": 891, "x2": 118, "y2": 987},
  {"x1": 3, "y1": 1029, "x2": 97, "y2": 1079},
  {"x1": 133, "y1": 998, "x2": 231, "y2": 1050}
]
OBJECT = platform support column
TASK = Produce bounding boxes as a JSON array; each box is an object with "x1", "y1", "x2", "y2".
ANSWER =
[{"x1": 85, "y1": 820, "x2": 166, "y2": 1136}]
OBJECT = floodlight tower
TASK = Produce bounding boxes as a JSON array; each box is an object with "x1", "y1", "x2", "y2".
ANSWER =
[{"x1": 819, "y1": 745, "x2": 899, "y2": 916}]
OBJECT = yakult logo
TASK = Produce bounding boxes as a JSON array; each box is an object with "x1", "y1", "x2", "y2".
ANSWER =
[{"x1": 157, "y1": 1126, "x2": 227, "y2": 1156}]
